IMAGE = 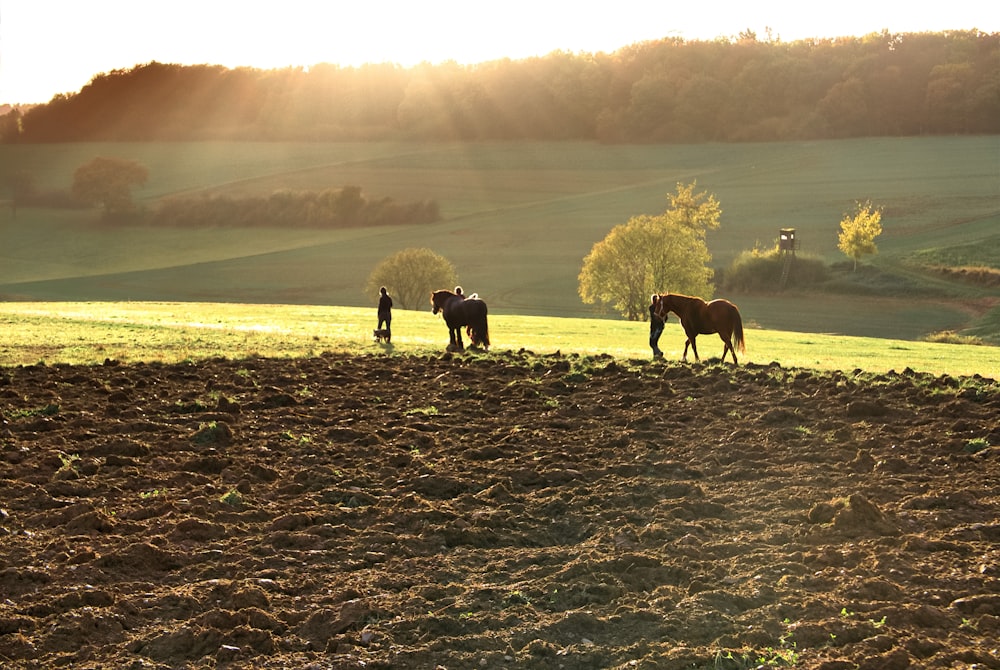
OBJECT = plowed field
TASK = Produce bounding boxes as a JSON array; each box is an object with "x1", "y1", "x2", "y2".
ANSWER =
[{"x1": 2, "y1": 352, "x2": 999, "y2": 669}]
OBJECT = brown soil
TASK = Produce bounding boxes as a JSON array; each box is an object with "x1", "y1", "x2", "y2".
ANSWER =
[{"x1": 1, "y1": 352, "x2": 999, "y2": 669}]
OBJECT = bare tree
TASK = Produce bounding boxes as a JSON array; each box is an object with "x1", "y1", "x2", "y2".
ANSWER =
[{"x1": 365, "y1": 248, "x2": 458, "y2": 310}]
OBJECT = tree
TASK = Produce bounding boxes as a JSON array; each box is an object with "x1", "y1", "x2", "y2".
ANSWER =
[
  {"x1": 837, "y1": 200, "x2": 883, "y2": 270},
  {"x1": 0, "y1": 107, "x2": 22, "y2": 143},
  {"x1": 6, "y1": 169, "x2": 36, "y2": 219},
  {"x1": 71, "y1": 157, "x2": 149, "y2": 217},
  {"x1": 579, "y1": 182, "x2": 720, "y2": 320},
  {"x1": 365, "y1": 247, "x2": 458, "y2": 310}
]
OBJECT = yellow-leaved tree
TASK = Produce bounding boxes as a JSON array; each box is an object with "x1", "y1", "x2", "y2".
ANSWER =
[
  {"x1": 578, "y1": 182, "x2": 720, "y2": 320},
  {"x1": 837, "y1": 200, "x2": 883, "y2": 271}
]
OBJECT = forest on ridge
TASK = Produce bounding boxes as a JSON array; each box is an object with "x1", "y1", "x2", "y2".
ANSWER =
[{"x1": 3, "y1": 30, "x2": 998, "y2": 144}]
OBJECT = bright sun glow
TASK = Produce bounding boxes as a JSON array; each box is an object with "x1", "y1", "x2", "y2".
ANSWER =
[{"x1": 1, "y1": 0, "x2": 996, "y2": 104}]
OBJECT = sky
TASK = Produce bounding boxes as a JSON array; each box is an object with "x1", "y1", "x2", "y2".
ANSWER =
[{"x1": 1, "y1": 0, "x2": 997, "y2": 104}]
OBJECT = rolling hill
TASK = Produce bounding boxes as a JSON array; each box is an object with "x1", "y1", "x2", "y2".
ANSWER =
[{"x1": 1, "y1": 136, "x2": 997, "y2": 341}]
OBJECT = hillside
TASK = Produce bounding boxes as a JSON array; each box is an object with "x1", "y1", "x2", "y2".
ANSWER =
[{"x1": 0, "y1": 137, "x2": 998, "y2": 342}]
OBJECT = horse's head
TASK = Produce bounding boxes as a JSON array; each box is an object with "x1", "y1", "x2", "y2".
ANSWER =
[
  {"x1": 430, "y1": 289, "x2": 452, "y2": 315},
  {"x1": 652, "y1": 293, "x2": 671, "y2": 321}
]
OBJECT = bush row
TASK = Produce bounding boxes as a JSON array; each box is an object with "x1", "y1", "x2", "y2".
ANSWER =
[{"x1": 150, "y1": 186, "x2": 440, "y2": 229}]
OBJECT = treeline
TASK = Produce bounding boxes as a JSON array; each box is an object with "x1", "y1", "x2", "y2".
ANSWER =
[
  {"x1": 150, "y1": 186, "x2": 440, "y2": 229},
  {"x1": 7, "y1": 161, "x2": 440, "y2": 229},
  {"x1": 3, "y1": 30, "x2": 998, "y2": 143}
]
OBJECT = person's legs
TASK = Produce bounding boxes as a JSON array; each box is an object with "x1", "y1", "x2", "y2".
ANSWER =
[{"x1": 650, "y1": 325, "x2": 663, "y2": 357}]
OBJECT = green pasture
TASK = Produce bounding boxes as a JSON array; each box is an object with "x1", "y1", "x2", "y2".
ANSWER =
[
  {"x1": 0, "y1": 137, "x2": 998, "y2": 341},
  {"x1": 0, "y1": 302, "x2": 995, "y2": 379}
]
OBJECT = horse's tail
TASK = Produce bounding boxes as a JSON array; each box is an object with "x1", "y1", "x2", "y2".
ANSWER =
[
  {"x1": 732, "y1": 306, "x2": 746, "y2": 353},
  {"x1": 472, "y1": 304, "x2": 490, "y2": 350},
  {"x1": 479, "y1": 316, "x2": 490, "y2": 350}
]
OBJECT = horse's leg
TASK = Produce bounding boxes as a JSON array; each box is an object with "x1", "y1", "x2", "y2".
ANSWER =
[
  {"x1": 718, "y1": 333, "x2": 731, "y2": 364},
  {"x1": 688, "y1": 335, "x2": 700, "y2": 361},
  {"x1": 455, "y1": 326, "x2": 465, "y2": 351}
]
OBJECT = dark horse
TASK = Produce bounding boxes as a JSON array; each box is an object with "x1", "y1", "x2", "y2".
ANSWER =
[
  {"x1": 653, "y1": 293, "x2": 745, "y2": 364},
  {"x1": 430, "y1": 290, "x2": 490, "y2": 352}
]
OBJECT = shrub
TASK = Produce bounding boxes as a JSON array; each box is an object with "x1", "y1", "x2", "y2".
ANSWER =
[
  {"x1": 924, "y1": 331, "x2": 987, "y2": 346},
  {"x1": 929, "y1": 265, "x2": 1000, "y2": 288},
  {"x1": 722, "y1": 245, "x2": 828, "y2": 292}
]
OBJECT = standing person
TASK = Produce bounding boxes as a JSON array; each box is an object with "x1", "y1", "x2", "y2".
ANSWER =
[
  {"x1": 377, "y1": 286, "x2": 393, "y2": 341},
  {"x1": 649, "y1": 294, "x2": 664, "y2": 358}
]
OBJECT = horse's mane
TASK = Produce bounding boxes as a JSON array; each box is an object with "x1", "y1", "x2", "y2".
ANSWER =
[
  {"x1": 659, "y1": 293, "x2": 710, "y2": 311},
  {"x1": 660, "y1": 292, "x2": 702, "y2": 303}
]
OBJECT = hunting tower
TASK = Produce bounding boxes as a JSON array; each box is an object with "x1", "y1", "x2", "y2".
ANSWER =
[{"x1": 779, "y1": 228, "x2": 798, "y2": 288}]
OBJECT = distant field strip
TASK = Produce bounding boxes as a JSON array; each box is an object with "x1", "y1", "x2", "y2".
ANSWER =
[{"x1": 0, "y1": 302, "x2": 995, "y2": 378}]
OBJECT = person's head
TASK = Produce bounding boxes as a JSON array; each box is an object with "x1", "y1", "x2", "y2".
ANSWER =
[{"x1": 380, "y1": 286, "x2": 387, "y2": 295}]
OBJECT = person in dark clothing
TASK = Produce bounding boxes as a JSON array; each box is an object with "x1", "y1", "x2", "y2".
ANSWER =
[
  {"x1": 649, "y1": 294, "x2": 664, "y2": 358},
  {"x1": 377, "y1": 287, "x2": 393, "y2": 340}
]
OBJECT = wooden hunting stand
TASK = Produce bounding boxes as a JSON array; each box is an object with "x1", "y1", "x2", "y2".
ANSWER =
[{"x1": 779, "y1": 228, "x2": 798, "y2": 289}]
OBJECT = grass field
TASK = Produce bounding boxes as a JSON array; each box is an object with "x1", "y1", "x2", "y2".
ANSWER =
[
  {"x1": 1, "y1": 137, "x2": 998, "y2": 342},
  {"x1": 0, "y1": 301, "x2": 996, "y2": 379}
]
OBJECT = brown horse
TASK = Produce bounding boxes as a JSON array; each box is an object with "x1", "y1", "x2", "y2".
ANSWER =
[
  {"x1": 430, "y1": 289, "x2": 490, "y2": 351},
  {"x1": 653, "y1": 293, "x2": 745, "y2": 364}
]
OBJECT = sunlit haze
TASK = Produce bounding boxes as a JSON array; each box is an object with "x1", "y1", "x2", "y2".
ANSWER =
[{"x1": 1, "y1": 0, "x2": 996, "y2": 104}]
